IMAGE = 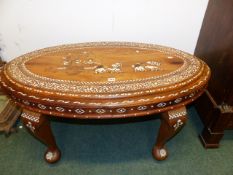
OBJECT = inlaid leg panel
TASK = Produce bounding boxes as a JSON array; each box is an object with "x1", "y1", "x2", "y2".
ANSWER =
[
  {"x1": 20, "y1": 109, "x2": 61, "y2": 163},
  {"x1": 152, "y1": 106, "x2": 188, "y2": 160}
]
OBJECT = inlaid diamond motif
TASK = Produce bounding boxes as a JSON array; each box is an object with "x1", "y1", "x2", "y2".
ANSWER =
[
  {"x1": 137, "y1": 106, "x2": 147, "y2": 111},
  {"x1": 174, "y1": 98, "x2": 182, "y2": 104},
  {"x1": 157, "y1": 102, "x2": 166, "y2": 108},
  {"x1": 96, "y1": 109, "x2": 106, "y2": 114},
  {"x1": 55, "y1": 107, "x2": 65, "y2": 112},
  {"x1": 75, "y1": 109, "x2": 85, "y2": 114},
  {"x1": 116, "y1": 108, "x2": 126, "y2": 113}
]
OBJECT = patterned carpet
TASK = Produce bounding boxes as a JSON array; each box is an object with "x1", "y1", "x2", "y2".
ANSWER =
[{"x1": 0, "y1": 98, "x2": 232, "y2": 175}]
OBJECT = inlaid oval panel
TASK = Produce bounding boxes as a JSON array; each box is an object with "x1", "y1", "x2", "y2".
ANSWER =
[{"x1": 5, "y1": 42, "x2": 203, "y2": 94}]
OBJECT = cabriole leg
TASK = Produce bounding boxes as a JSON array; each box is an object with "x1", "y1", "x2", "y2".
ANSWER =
[
  {"x1": 20, "y1": 109, "x2": 61, "y2": 163},
  {"x1": 153, "y1": 106, "x2": 188, "y2": 160}
]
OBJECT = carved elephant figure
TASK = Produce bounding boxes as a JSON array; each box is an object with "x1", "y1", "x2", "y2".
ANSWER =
[
  {"x1": 95, "y1": 66, "x2": 107, "y2": 74},
  {"x1": 132, "y1": 63, "x2": 146, "y2": 72},
  {"x1": 145, "y1": 65, "x2": 159, "y2": 71}
]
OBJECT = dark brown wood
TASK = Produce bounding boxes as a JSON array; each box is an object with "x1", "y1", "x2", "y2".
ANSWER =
[
  {"x1": 194, "y1": 0, "x2": 233, "y2": 148},
  {"x1": 0, "y1": 42, "x2": 210, "y2": 163}
]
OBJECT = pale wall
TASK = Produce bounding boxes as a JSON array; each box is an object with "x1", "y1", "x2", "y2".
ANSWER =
[{"x1": 0, "y1": 0, "x2": 208, "y2": 61}]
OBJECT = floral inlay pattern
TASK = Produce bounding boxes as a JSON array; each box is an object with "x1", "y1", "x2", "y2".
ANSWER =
[
  {"x1": 159, "y1": 149, "x2": 167, "y2": 158},
  {"x1": 46, "y1": 151, "x2": 54, "y2": 161}
]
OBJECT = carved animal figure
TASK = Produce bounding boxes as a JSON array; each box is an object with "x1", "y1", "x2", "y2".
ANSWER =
[
  {"x1": 146, "y1": 61, "x2": 161, "y2": 66},
  {"x1": 145, "y1": 65, "x2": 159, "y2": 71},
  {"x1": 95, "y1": 65, "x2": 107, "y2": 74},
  {"x1": 132, "y1": 63, "x2": 145, "y2": 72},
  {"x1": 108, "y1": 63, "x2": 122, "y2": 73}
]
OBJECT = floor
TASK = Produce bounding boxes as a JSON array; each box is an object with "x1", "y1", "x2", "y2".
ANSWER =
[{"x1": 0, "y1": 103, "x2": 232, "y2": 175}]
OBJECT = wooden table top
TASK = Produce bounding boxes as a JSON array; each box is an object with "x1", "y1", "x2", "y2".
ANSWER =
[{"x1": 0, "y1": 42, "x2": 210, "y2": 119}]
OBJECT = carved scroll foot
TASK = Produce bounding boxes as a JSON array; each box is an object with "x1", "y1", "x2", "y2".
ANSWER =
[
  {"x1": 152, "y1": 106, "x2": 188, "y2": 161},
  {"x1": 20, "y1": 109, "x2": 61, "y2": 163}
]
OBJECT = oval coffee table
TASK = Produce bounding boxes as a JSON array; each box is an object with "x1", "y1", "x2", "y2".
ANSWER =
[{"x1": 0, "y1": 42, "x2": 210, "y2": 163}]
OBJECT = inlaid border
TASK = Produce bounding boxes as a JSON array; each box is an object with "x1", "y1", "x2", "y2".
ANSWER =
[
  {"x1": 0, "y1": 67, "x2": 210, "y2": 107},
  {"x1": 12, "y1": 89, "x2": 201, "y2": 119}
]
